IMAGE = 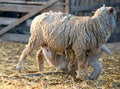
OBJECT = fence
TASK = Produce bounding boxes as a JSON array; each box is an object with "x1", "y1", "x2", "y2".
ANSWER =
[{"x1": 0, "y1": 0, "x2": 120, "y2": 42}]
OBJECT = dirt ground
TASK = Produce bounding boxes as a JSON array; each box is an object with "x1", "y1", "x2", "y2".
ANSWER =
[{"x1": 0, "y1": 39, "x2": 120, "y2": 89}]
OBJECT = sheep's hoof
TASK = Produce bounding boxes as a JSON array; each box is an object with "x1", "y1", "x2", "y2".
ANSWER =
[
  {"x1": 76, "y1": 75, "x2": 79, "y2": 79},
  {"x1": 76, "y1": 70, "x2": 81, "y2": 79}
]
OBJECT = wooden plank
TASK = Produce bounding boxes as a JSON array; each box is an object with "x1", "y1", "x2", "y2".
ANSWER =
[
  {"x1": 0, "y1": 33, "x2": 30, "y2": 43},
  {"x1": 65, "y1": 0, "x2": 70, "y2": 13},
  {"x1": 0, "y1": 4, "x2": 42, "y2": 13},
  {"x1": 0, "y1": 17, "x2": 17, "y2": 25},
  {"x1": 42, "y1": 2, "x2": 65, "y2": 13},
  {"x1": 74, "y1": 0, "x2": 79, "y2": 15},
  {"x1": 79, "y1": 0, "x2": 84, "y2": 16},
  {"x1": 0, "y1": 0, "x2": 47, "y2": 5},
  {"x1": 0, "y1": 17, "x2": 32, "y2": 26},
  {"x1": 71, "y1": 2, "x2": 120, "y2": 12},
  {"x1": 0, "y1": 0, "x2": 59, "y2": 36},
  {"x1": 84, "y1": 0, "x2": 90, "y2": 16},
  {"x1": 70, "y1": 0, "x2": 75, "y2": 15}
]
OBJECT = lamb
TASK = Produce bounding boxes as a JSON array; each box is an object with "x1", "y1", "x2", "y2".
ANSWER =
[
  {"x1": 40, "y1": 45, "x2": 112, "y2": 79},
  {"x1": 16, "y1": 5, "x2": 116, "y2": 79},
  {"x1": 41, "y1": 46, "x2": 68, "y2": 73}
]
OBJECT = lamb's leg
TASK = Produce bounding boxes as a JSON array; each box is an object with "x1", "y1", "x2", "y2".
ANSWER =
[
  {"x1": 36, "y1": 48, "x2": 44, "y2": 72},
  {"x1": 89, "y1": 59, "x2": 102, "y2": 80},
  {"x1": 55, "y1": 63, "x2": 67, "y2": 72},
  {"x1": 102, "y1": 45, "x2": 112, "y2": 55},
  {"x1": 89, "y1": 52, "x2": 102, "y2": 80},
  {"x1": 88, "y1": 45, "x2": 111, "y2": 80},
  {"x1": 16, "y1": 44, "x2": 34, "y2": 72}
]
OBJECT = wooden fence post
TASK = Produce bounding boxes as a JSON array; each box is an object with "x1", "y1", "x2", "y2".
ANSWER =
[{"x1": 65, "y1": 0, "x2": 70, "y2": 14}]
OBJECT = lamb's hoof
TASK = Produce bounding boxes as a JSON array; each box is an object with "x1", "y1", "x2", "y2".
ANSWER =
[
  {"x1": 54, "y1": 72, "x2": 60, "y2": 75},
  {"x1": 16, "y1": 67, "x2": 22, "y2": 73},
  {"x1": 73, "y1": 75, "x2": 83, "y2": 82},
  {"x1": 54, "y1": 71, "x2": 59, "y2": 74},
  {"x1": 54, "y1": 70, "x2": 59, "y2": 73},
  {"x1": 89, "y1": 77, "x2": 94, "y2": 80},
  {"x1": 89, "y1": 75, "x2": 97, "y2": 80},
  {"x1": 85, "y1": 76, "x2": 89, "y2": 80}
]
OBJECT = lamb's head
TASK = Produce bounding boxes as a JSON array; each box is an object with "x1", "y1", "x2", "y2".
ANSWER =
[
  {"x1": 42, "y1": 46, "x2": 53, "y2": 60},
  {"x1": 94, "y1": 5, "x2": 117, "y2": 30}
]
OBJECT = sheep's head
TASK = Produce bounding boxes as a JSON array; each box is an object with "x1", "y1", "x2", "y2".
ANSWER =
[
  {"x1": 94, "y1": 5, "x2": 117, "y2": 31},
  {"x1": 94, "y1": 5, "x2": 116, "y2": 17},
  {"x1": 92, "y1": 5, "x2": 117, "y2": 43}
]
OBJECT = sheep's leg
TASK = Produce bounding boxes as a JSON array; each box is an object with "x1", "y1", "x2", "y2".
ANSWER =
[
  {"x1": 36, "y1": 48, "x2": 44, "y2": 72},
  {"x1": 85, "y1": 67, "x2": 89, "y2": 80},
  {"x1": 16, "y1": 44, "x2": 34, "y2": 72},
  {"x1": 70, "y1": 46, "x2": 84, "y2": 79},
  {"x1": 66, "y1": 49, "x2": 75, "y2": 73},
  {"x1": 76, "y1": 59, "x2": 82, "y2": 78},
  {"x1": 84, "y1": 62, "x2": 89, "y2": 80}
]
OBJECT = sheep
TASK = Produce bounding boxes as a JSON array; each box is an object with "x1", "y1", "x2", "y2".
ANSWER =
[
  {"x1": 39, "y1": 45, "x2": 112, "y2": 79},
  {"x1": 16, "y1": 5, "x2": 116, "y2": 79}
]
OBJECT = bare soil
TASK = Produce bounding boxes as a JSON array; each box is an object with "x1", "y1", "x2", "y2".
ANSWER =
[{"x1": 0, "y1": 39, "x2": 120, "y2": 89}]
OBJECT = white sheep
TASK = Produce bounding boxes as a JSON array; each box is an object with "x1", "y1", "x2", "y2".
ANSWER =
[{"x1": 16, "y1": 5, "x2": 116, "y2": 79}]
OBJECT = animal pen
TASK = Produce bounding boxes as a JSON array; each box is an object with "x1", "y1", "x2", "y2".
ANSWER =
[
  {"x1": 0, "y1": 0, "x2": 120, "y2": 89},
  {"x1": 0, "y1": 0, "x2": 120, "y2": 42}
]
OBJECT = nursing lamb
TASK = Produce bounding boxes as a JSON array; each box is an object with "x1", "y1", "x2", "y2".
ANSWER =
[{"x1": 40, "y1": 45, "x2": 112, "y2": 79}]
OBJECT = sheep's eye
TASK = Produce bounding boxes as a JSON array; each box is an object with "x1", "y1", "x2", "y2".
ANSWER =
[{"x1": 46, "y1": 49, "x2": 49, "y2": 52}]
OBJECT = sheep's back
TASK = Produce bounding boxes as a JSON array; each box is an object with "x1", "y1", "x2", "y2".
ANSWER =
[
  {"x1": 37, "y1": 12, "x2": 76, "y2": 53},
  {"x1": 30, "y1": 12, "x2": 98, "y2": 53}
]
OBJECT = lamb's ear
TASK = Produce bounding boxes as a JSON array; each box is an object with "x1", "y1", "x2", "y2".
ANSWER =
[
  {"x1": 109, "y1": 7, "x2": 114, "y2": 13},
  {"x1": 103, "y1": 4, "x2": 105, "y2": 7}
]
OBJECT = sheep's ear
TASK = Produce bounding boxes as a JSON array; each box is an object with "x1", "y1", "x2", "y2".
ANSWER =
[
  {"x1": 109, "y1": 7, "x2": 114, "y2": 13},
  {"x1": 103, "y1": 4, "x2": 105, "y2": 7}
]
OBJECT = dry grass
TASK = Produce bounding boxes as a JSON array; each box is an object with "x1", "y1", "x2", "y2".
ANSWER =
[{"x1": 0, "y1": 39, "x2": 120, "y2": 89}]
